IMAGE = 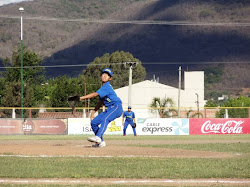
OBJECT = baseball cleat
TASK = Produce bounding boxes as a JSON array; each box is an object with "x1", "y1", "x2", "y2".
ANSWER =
[
  {"x1": 88, "y1": 136, "x2": 102, "y2": 143},
  {"x1": 92, "y1": 141, "x2": 106, "y2": 148}
]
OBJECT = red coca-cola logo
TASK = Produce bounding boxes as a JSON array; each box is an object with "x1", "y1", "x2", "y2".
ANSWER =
[{"x1": 201, "y1": 120, "x2": 244, "y2": 134}]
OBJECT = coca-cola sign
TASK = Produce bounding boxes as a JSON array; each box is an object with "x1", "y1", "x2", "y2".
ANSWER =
[
  {"x1": 201, "y1": 120, "x2": 243, "y2": 134},
  {"x1": 190, "y1": 118, "x2": 250, "y2": 135}
]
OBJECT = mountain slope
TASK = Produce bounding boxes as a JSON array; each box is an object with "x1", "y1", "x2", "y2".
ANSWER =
[{"x1": 0, "y1": 0, "x2": 249, "y2": 96}]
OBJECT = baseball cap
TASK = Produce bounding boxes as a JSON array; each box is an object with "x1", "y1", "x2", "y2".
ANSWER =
[
  {"x1": 102, "y1": 68, "x2": 113, "y2": 77},
  {"x1": 128, "y1": 106, "x2": 131, "y2": 109}
]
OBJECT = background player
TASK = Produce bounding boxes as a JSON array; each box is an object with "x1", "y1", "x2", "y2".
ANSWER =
[
  {"x1": 79, "y1": 68, "x2": 123, "y2": 147},
  {"x1": 122, "y1": 106, "x2": 137, "y2": 136}
]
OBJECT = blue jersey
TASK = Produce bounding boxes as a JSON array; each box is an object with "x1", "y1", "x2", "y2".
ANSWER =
[
  {"x1": 123, "y1": 111, "x2": 135, "y2": 122},
  {"x1": 96, "y1": 82, "x2": 122, "y2": 107}
]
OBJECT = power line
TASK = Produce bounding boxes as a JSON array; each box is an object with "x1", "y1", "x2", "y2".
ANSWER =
[
  {"x1": 0, "y1": 61, "x2": 249, "y2": 69},
  {"x1": 0, "y1": 64, "x2": 86, "y2": 69},
  {"x1": 143, "y1": 61, "x2": 250, "y2": 65},
  {"x1": 0, "y1": 62, "x2": 125, "y2": 69},
  {"x1": 0, "y1": 15, "x2": 250, "y2": 27}
]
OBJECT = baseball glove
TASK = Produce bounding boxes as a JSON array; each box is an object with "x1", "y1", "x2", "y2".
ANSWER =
[
  {"x1": 67, "y1": 95, "x2": 80, "y2": 114},
  {"x1": 132, "y1": 123, "x2": 136, "y2": 128}
]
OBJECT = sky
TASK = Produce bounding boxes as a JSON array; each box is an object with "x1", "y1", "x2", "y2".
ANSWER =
[{"x1": 0, "y1": 0, "x2": 32, "y2": 6}]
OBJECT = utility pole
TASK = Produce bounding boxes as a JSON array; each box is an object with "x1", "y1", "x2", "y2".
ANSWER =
[
  {"x1": 195, "y1": 93, "x2": 199, "y2": 118},
  {"x1": 84, "y1": 76, "x2": 87, "y2": 117},
  {"x1": 124, "y1": 61, "x2": 138, "y2": 107},
  {"x1": 84, "y1": 77, "x2": 87, "y2": 108},
  {"x1": 178, "y1": 66, "x2": 181, "y2": 118},
  {"x1": 19, "y1": 7, "x2": 24, "y2": 118}
]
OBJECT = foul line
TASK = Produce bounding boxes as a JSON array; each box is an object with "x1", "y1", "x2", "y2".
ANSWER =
[
  {"x1": 0, "y1": 154, "x2": 159, "y2": 158},
  {"x1": 0, "y1": 178, "x2": 249, "y2": 185},
  {"x1": 114, "y1": 179, "x2": 250, "y2": 184}
]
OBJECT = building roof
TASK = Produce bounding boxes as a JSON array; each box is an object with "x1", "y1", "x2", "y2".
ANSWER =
[{"x1": 38, "y1": 112, "x2": 84, "y2": 119}]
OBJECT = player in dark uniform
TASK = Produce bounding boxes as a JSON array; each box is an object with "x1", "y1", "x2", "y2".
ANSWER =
[
  {"x1": 80, "y1": 68, "x2": 123, "y2": 147},
  {"x1": 122, "y1": 106, "x2": 137, "y2": 136}
]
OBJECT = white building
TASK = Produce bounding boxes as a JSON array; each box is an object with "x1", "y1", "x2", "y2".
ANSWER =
[{"x1": 115, "y1": 71, "x2": 204, "y2": 118}]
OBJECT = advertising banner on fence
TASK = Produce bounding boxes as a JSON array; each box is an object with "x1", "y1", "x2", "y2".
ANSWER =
[
  {"x1": 189, "y1": 118, "x2": 250, "y2": 135},
  {"x1": 0, "y1": 119, "x2": 68, "y2": 135},
  {"x1": 68, "y1": 118, "x2": 134, "y2": 135},
  {"x1": 0, "y1": 119, "x2": 21, "y2": 134},
  {"x1": 137, "y1": 118, "x2": 189, "y2": 135}
]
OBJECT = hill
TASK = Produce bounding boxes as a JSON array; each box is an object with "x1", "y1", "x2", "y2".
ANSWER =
[{"x1": 0, "y1": 0, "x2": 249, "y2": 98}]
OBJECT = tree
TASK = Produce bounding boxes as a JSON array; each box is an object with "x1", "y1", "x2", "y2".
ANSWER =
[
  {"x1": 204, "y1": 65, "x2": 223, "y2": 85},
  {"x1": 1, "y1": 81, "x2": 33, "y2": 117},
  {"x1": 48, "y1": 76, "x2": 79, "y2": 108},
  {"x1": 204, "y1": 100, "x2": 218, "y2": 107},
  {"x1": 0, "y1": 46, "x2": 46, "y2": 117},
  {"x1": 216, "y1": 96, "x2": 250, "y2": 118},
  {"x1": 2, "y1": 46, "x2": 45, "y2": 85},
  {"x1": 47, "y1": 75, "x2": 98, "y2": 110},
  {"x1": 83, "y1": 51, "x2": 146, "y2": 89},
  {"x1": 0, "y1": 78, "x2": 5, "y2": 106},
  {"x1": 150, "y1": 97, "x2": 177, "y2": 118},
  {"x1": 203, "y1": 64, "x2": 225, "y2": 100}
]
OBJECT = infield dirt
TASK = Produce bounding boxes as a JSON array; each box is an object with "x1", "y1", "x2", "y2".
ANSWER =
[
  {"x1": 1, "y1": 138, "x2": 250, "y2": 186},
  {"x1": 0, "y1": 139, "x2": 249, "y2": 158}
]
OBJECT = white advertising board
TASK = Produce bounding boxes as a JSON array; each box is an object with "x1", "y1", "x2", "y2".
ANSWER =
[
  {"x1": 68, "y1": 118, "x2": 189, "y2": 135},
  {"x1": 68, "y1": 118, "x2": 135, "y2": 135},
  {"x1": 136, "y1": 118, "x2": 189, "y2": 135}
]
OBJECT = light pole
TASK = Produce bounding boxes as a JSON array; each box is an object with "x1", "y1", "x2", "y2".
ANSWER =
[
  {"x1": 19, "y1": 7, "x2": 24, "y2": 118},
  {"x1": 124, "y1": 61, "x2": 137, "y2": 107},
  {"x1": 195, "y1": 93, "x2": 199, "y2": 118},
  {"x1": 178, "y1": 66, "x2": 181, "y2": 118}
]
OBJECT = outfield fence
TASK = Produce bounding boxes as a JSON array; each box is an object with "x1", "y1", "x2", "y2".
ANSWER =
[{"x1": 0, "y1": 117, "x2": 250, "y2": 135}]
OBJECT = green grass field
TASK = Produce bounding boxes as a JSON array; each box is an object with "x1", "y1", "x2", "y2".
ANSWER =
[{"x1": 0, "y1": 134, "x2": 249, "y2": 187}]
